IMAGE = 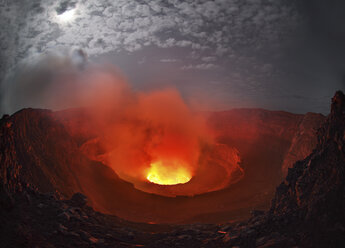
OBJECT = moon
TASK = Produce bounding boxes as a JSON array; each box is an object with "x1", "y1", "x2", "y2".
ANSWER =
[{"x1": 56, "y1": 9, "x2": 76, "y2": 23}]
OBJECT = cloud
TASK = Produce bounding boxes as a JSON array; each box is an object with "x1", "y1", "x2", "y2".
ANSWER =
[
  {"x1": 201, "y1": 56, "x2": 217, "y2": 62},
  {"x1": 181, "y1": 63, "x2": 219, "y2": 71},
  {"x1": 56, "y1": 1, "x2": 77, "y2": 15},
  {"x1": 2, "y1": 0, "x2": 320, "y2": 114},
  {"x1": 160, "y1": 58, "x2": 180, "y2": 63},
  {"x1": 0, "y1": 0, "x2": 302, "y2": 69},
  {"x1": 0, "y1": 48, "x2": 88, "y2": 114}
]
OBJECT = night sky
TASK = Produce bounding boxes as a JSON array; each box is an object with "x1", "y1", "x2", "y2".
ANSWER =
[{"x1": 1, "y1": 0, "x2": 345, "y2": 115}]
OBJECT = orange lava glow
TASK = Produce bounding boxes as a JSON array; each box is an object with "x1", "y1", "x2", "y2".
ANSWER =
[
  {"x1": 146, "y1": 160, "x2": 192, "y2": 185},
  {"x1": 55, "y1": 66, "x2": 244, "y2": 196}
]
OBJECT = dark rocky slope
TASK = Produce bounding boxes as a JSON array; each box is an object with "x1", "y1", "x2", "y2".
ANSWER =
[
  {"x1": 281, "y1": 112, "x2": 325, "y2": 176},
  {"x1": 268, "y1": 91, "x2": 345, "y2": 246},
  {"x1": 223, "y1": 91, "x2": 345, "y2": 247}
]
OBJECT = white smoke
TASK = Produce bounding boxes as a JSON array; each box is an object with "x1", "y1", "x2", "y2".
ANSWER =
[{"x1": 0, "y1": 48, "x2": 88, "y2": 115}]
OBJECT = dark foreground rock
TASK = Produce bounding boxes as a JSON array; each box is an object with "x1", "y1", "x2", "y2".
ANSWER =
[{"x1": 0, "y1": 91, "x2": 344, "y2": 247}]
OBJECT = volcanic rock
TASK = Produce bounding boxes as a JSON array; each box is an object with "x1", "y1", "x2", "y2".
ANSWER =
[
  {"x1": 268, "y1": 90, "x2": 345, "y2": 246},
  {"x1": 69, "y1": 192, "x2": 87, "y2": 208},
  {"x1": 282, "y1": 112, "x2": 325, "y2": 176}
]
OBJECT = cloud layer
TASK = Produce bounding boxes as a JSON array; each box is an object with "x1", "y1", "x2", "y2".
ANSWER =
[
  {"x1": 0, "y1": 0, "x2": 301, "y2": 71},
  {"x1": 1, "y1": 0, "x2": 343, "y2": 114}
]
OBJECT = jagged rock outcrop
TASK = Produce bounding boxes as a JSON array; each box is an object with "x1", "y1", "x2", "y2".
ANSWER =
[
  {"x1": 212, "y1": 91, "x2": 345, "y2": 247},
  {"x1": 282, "y1": 112, "x2": 325, "y2": 176},
  {"x1": 0, "y1": 109, "x2": 83, "y2": 196},
  {"x1": 269, "y1": 91, "x2": 345, "y2": 246}
]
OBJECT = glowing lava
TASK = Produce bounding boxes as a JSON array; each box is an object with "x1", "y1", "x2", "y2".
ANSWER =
[{"x1": 146, "y1": 160, "x2": 192, "y2": 185}]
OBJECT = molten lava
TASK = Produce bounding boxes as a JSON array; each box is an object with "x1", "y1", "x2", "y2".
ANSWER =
[{"x1": 146, "y1": 160, "x2": 192, "y2": 185}]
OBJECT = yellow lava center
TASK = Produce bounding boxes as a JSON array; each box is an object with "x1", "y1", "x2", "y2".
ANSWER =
[{"x1": 146, "y1": 160, "x2": 192, "y2": 185}]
